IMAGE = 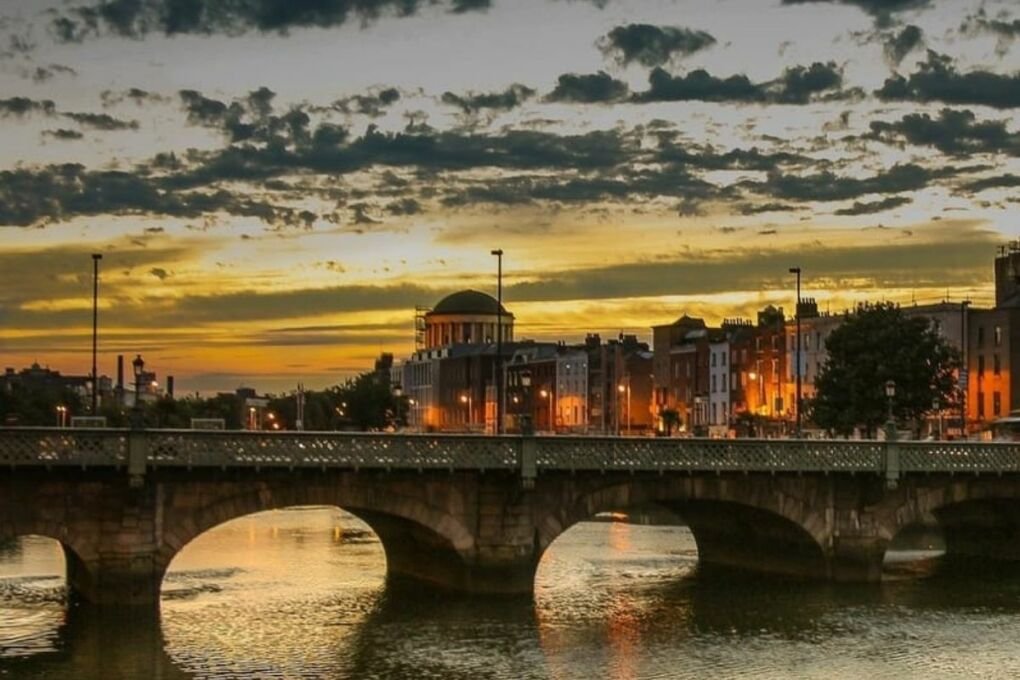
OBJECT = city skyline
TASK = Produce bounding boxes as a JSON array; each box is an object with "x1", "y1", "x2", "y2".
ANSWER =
[{"x1": 1, "y1": 0, "x2": 1017, "y2": 393}]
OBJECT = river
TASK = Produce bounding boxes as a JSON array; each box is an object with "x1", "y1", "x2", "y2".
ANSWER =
[{"x1": 1, "y1": 507, "x2": 1019, "y2": 679}]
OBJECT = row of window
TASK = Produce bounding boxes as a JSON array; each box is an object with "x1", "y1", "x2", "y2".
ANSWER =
[
  {"x1": 976, "y1": 326, "x2": 1003, "y2": 348},
  {"x1": 976, "y1": 354, "x2": 1002, "y2": 377},
  {"x1": 976, "y1": 391, "x2": 1003, "y2": 418}
]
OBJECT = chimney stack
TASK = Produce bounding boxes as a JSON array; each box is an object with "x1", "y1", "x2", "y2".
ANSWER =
[{"x1": 116, "y1": 354, "x2": 124, "y2": 390}]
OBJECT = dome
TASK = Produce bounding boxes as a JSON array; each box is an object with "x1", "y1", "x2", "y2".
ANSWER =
[{"x1": 430, "y1": 290, "x2": 510, "y2": 316}]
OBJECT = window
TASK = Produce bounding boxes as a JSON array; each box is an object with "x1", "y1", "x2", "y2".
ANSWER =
[
  {"x1": 712, "y1": 375, "x2": 717, "y2": 393},
  {"x1": 711, "y1": 352, "x2": 717, "y2": 367},
  {"x1": 756, "y1": 337, "x2": 763, "y2": 351},
  {"x1": 977, "y1": 326, "x2": 985, "y2": 347},
  {"x1": 995, "y1": 326, "x2": 1003, "y2": 347},
  {"x1": 978, "y1": 391, "x2": 985, "y2": 418},
  {"x1": 804, "y1": 333, "x2": 810, "y2": 351},
  {"x1": 771, "y1": 359, "x2": 778, "y2": 382},
  {"x1": 771, "y1": 336, "x2": 778, "y2": 350},
  {"x1": 816, "y1": 332, "x2": 821, "y2": 350},
  {"x1": 978, "y1": 355, "x2": 985, "y2": 376},
  {"x1": 722, "y1": 351, "x2": 727, "y2": 367},
  {"x1": 994, "y1": 392, "x2": 1002, "y2": 416},
  {"x1": 994, "y1": 354, "x2": 1001, "y2": 376}
]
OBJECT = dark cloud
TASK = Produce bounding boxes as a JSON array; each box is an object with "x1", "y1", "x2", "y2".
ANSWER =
[
  {"x1": 634, "y1": 62, "x2": 848, "y2": 104},
  {"x1": 877, "y1": 51, "x2": 1020, "y2": 109},
  {"x1": 52, "y1": 0, "x2": 493, "y2": 41},
  {"x1": 781, "y1": 0, "x2": 931, "y2": 24},
  {"x1": 62, "y1": 111, "x2": 140, "y2": 130},
  {"x1": 441, "y1": 84, "x2": 535, "y2": 113},
  {"x1": 31, "y1": 64, "x2": 77, "y2": 82},
  {"x1": 101, "y1": 88, "x2": 169, "y2": 107},
  {"x1": 0, "y1": 163, "x2": 310, "y2": 228},
  {"x1": 959, "y1": 174, "x2": 1020, "y2": 194},
  {"x1": 961, "y1": 9, "x2": 1020, "y2": 54},
  {"x1": 0, "y1": 97, "x2": 56, "y2": 117},
  {"x1": 546, "y1": 71, "x2": 629, "y2": 103},
  {"x1": 385, "y1": 198, "x2": 422, "y2": 215},
  {"x1": 748, "y1": 163, "x2": 949, "y2": 202},
  {"x1": 833, "y1": 196, "x2": 912, "y2": 215},
  {"x1": 598, "y1": 24, "x2": 716, "y2": 67},
  {"x1": 149, "y1": 267, "x2": 170, "y2": 280},
  {"x1": 867, "y1": 108, "x2": 1020, "y2": 156},
  {"x1": 42, "y1": 129, "x2": 85, "y2": 141},
  {"x1": 885, "y1": 24, "x2": 923, "y2": 64},
  {"x1": 739, "y1": 202, "x2": 804, "y2": 215},
  {"x1": 330, "y1": 88, "x2": 401, "y2": 117}
]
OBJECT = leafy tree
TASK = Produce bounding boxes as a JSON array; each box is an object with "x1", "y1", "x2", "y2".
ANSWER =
[
  {"x1": 660, "y1": 408, "x2": 680, "y2": 436},
  {"x1": 810, "y1": 304, "x2": 960, "y2": 438},
  {"x1": 0, "y1": 384, "x2": 84, "y2": 426}
]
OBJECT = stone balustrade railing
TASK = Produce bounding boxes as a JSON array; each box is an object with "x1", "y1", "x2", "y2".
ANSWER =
[{"x1": 4, "y1": 428, "x2": 1020, "y2": 478}]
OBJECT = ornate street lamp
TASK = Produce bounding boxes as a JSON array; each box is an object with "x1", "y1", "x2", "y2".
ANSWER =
[
  {"x1": 885, "y1": 379, "x2": 896, "y2": 441},
  {"x1": 131, "y1": 354, "x2": 145, "y2": 429}
]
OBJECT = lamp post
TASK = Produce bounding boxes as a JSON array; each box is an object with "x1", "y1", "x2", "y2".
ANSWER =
[
  {"x1": 933, "y1": 397, "x2": 943, "y2": 440},
  {"x1": 885, "y1": 379, "x2": 897, "y2": 441},
  {"x1": 131, "y1": 354, "x2": 144, "y2": 429},
  {"x1": 520, "y1": 369, "x2": 532, "y2": 434},
  {"x1": 789, "y1": 266, "x2": 802, "y2": 438},
  {"x1": 539, "y1": 388, "x2": 553, "y2": 433},
  {"x1": 617, "y1": 381, "x2": 631, "y2": 435},
  {"x1": 91, "y1": 253, "x2": 102, "y2": 415},
  {"x1": 460, "y1": 392, "x2": 473, "y2": 431},
  {"x1": 491, "y1": 249, "x2": 504, "y2": 434},
  {"x1": 55, "y1": 405, "x2": 67, "y2": 428}
]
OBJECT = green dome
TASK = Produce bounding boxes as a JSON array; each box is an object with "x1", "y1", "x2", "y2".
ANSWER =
[{"x1": 430, "y1": 290, "x2": 510, "y2": 316}]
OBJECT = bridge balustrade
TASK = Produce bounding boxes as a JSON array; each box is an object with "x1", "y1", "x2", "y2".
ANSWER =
[{"x1": 4, "y1": 428, "x2": 1020, "y2": 476}]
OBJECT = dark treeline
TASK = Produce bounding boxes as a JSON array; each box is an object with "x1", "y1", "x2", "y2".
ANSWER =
[{"x1": 0, "y1": 369, "x2": 406, "y2": 431}]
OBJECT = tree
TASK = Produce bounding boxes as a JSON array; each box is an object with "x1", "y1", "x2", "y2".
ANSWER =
[
  {"x1": 810, "y1": 304, "x2": 960, "y2": 438},
  {"x1": 660, "y1": 409, "x2": 680, "y2": 436}
]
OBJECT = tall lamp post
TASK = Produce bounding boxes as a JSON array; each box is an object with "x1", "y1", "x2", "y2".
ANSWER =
[
  {"x1": 539, "y1": 388, "x2": 553, "y2": 433},
  {"x1": 460, "y1": 392, "x2": 473, "y2": 431},
  {"x1": 789, "y1": 266, "x2": 802, "y2": 438},
  {"x1": 885, "y1": 379, "x2": 897, "y2": 442},
  {"x1": 131, "y1": 354, "x2": 145, "y2": 429},
  {"x1": 618, "y1": 380, "x2": 631, "y2": 435},
  {"x1": 91, "y1": 253, "x2": 102, "y2": 414},
  {"x1": 491, "y1": 249, "x2": 504, "y2": 434}
]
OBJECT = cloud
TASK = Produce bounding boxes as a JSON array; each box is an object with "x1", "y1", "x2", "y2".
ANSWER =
[
  {"x1": 634, "y1": 62, "x2": 849, "y2": 104},
  {"x1": 42, "y1": 129, "x2": 85, "y2": 141},
  {"x1": 0, "y1": 97, "x2": 56, "y2": 117},
  {"x1": 884, "y1": 24, "x2": 923, "y2": 64},
  {"x1": 101, "y1": 88, "x2": 170, "y2": 107},
  {"x1": 598, "y1": 24, "x2": 716, "y2": 67},
  {"x1": 31, "y1": 64, "x2": 78, "y2": 82},
  {"x1": 958, "y1": 174, "x2": 1020, "y2": 194},
  {"x1": 833, "y1": 195, "x2": 912, "y2": 215},
  {"x1": 546, "y1": 71, "x2": 629, "y2": 103},
  {"x1": 748, "y1": 163, "x2": 950, "y2": 202},
  {"x1": 867, "y1": 108, "x2": 1020, "y2": 156},
  {"x1": 330, "y1": 87, "x2": 401, "y2": 117},
  {"x1": 62, "y1": 111, "x2": 140, "y2": 130},
  {"x1": 505, "y1": 221, "x2": 997, "y2": 303},
  {"x1": 877, "y1": 51, "x2": 1020, "y2": 109},
  {"x1": 0, "y1": 163, "x2": 308, "y2": 228},
  {"x1": 781, "y1": 0, "x2": 931, "y2": 24},
  {"x1": 149, "y1": 267, "x2": 170, "y2": 280},
  {"x1": 441, "y1": 84, "x2": 536, "y2": 113},
  {"x1": 52, "y1": 0, "x2": 494, "y2": 41},
  {"x1": 961, "y1": 9, "x2": 1020, "y2": 55}
]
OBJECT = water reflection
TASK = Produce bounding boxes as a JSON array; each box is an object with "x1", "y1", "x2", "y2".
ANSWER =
[{"x1": 4, "y1": 512, "x2": 1020, "y2": 679}]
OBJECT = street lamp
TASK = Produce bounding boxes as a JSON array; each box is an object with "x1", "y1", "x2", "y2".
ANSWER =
[
  {"x1": 491, "y1": 248, "x2": 504, "y2": 434},
  {"x1": 539, "y1": 388, "x2": 553, "y2": 433},
  {"x1": 789, "y1": 266, "x2": 802, "y2": 438},
  {"x1": 460, "y1": 392, "x2": 473, "y2": 430},
  {"x1": 91, "y1": 253, "x2": 102, "y2": 415},
  {"x1": 885, "y1": 379, "x2": 896, "y2": 441},
  {"x1": 55, "y1": 405, "x2": 67, "y2": 428},
  {"x1": 131, "y1": 354, "x2": 144, "y2": 429},
  {"x1": 617, "y1": 381, "x2": 631, "y2": 435}
]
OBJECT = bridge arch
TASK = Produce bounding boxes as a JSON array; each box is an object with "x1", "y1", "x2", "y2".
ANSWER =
[
  {"x1": 0, "y1": 523, "x2": 96, "y2": 603},
  {"x1": 156, "y1": 476, "x2": 479, "y2": 597},
  {"x1": 534, "y1": 477, "x2": 829, "y2": 581}
]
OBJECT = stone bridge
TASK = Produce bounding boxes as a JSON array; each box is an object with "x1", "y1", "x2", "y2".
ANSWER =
[{"x1": 3, "y1": 428, "x2": 1020, "y2": 606}]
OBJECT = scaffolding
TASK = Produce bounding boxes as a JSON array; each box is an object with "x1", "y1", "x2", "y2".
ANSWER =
[{"x1": 414, "y1": 306, "x2": 431, "y2": 351}]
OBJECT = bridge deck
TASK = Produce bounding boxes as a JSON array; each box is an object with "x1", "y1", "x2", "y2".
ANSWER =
[{"x1": 2, "y1": 428, "x2": 1020, "y2": 475}]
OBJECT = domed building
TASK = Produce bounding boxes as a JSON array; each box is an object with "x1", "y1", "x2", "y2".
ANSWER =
[{"x1": 423, "y1": 290, "x2": 514, "y2": 349}]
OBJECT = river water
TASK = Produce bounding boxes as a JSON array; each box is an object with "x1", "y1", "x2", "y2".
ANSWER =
[{"x1": 1, "y1": 507, "x2": 1020, "y2": 679}]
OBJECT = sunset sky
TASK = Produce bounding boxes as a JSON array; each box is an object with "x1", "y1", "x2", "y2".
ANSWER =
[{"x1": 0, "y1": 0, "x2": 1018, "y2": 393}]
